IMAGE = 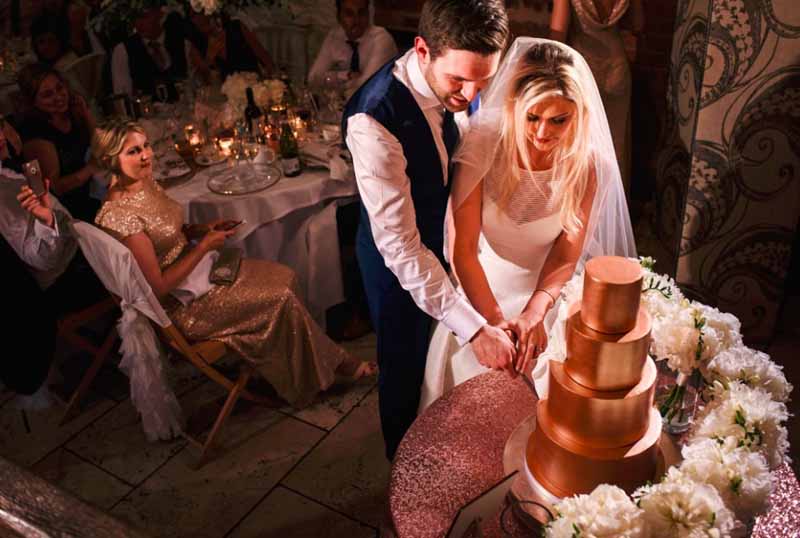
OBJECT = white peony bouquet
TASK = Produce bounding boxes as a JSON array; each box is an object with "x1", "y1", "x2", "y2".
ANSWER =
[
  {"x1": 546, "y1": 485, "x2": 646, "y2": 538},
  {"x1": 633, "y1": 468, "x2": 737, "y2": 538},
  {"x1": 693, "y1": 381, "x2": 790, "y2": 469},
  {"x1": 701, "y1": 345, "x2": 793, "y2": 403},
  {"x1": 679, "y1": 437, "x2": 773, "y2": 522}
]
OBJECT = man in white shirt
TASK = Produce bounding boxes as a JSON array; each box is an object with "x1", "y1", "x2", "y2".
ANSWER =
[
  {"x1": 0, "y1": 123, "x2": 108, "y2": 398},
  {"x1": 307, "y1": 0, "x2": 397, "y2": 97},
  {"x1": 343, "y1": 0, "x2": 512, "y2": 460}
]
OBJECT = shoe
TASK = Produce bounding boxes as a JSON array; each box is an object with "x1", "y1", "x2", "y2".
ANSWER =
[{"x1": 335, "y1": 360, "x2": 378, "y2": 385}]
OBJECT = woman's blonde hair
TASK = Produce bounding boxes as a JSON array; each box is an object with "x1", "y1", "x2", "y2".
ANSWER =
[
  {"x1": 91, "y1": 119, "x2": 147, "y2": 173},
  {"x1": 494, "y1": 43, "x2": 592, "y2": 235}
]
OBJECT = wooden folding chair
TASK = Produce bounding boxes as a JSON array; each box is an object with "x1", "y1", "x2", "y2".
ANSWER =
[
  {"x1": 57, "y1": 295, "x2": 119, "y2": 425},
  {"x1": 70, "y1": 221, "x2": 276, "y2": 466}
]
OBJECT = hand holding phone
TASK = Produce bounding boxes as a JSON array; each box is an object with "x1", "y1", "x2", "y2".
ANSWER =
[
  {"x1": 214, "y1": 220, "x2": 244, "y2": 232},
  {"x1": 22, "y1": 159, "x2": 45, "y2": 196}
]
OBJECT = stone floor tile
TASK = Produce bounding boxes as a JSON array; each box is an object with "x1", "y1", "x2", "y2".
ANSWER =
[
  {"x1": 32, "y1": 448, "x2": 133, "y2": 511},
  {"x1": 0, "y1": 395, "x2": 115, "y2": 467},
  {"x1": 228, "y1": 485, "x2": 376, "y2": 538},
  {"x1": 110, "y1": 399, "x2": 324, "y2": 538},
  {"x1": 282, "y1": 389, "x2": 391, "y2": 528}
]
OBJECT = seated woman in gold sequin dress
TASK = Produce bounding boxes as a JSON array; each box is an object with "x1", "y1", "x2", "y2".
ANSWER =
[{"x1": 92, "y1": 120, "x2": 375, "y2": 408}]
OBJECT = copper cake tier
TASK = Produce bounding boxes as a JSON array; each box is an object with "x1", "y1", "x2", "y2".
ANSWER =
[
  {"x1": 581, "y1": 256, "x2": 643, "y2": 334},
  {"x1": 546, "y1": 358, "x2": 656, "y2": 448},
  {"x1": 527, "y1": 404, "x2": 661, "y2": 497},
  {"x1": 564, "y1": 303, "x2": 652, "y2": 391}
]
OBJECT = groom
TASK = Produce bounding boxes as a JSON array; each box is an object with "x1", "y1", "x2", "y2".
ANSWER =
[{"x1": 343, "y1": 0, "x2": 514, "y2": 459}]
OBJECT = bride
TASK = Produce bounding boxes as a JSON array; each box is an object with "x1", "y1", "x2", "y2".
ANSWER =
[{"x1": 419, "y1": 38, "x2": 636, "y2": 410}]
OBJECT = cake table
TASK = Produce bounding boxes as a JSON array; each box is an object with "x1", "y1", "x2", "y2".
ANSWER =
[{"x1": 389, "y1": 370, "x2": 800, "y2": 537}]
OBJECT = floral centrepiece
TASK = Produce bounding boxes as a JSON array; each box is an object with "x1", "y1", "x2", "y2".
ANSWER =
[
  {"x1": 218, "y1": 72, "x2": 286, "y2": 127},
  {"x1": 546, "y1": 484, "x2": 646, "y2": 538},
  {"x1": 543, "y1": 257, "x2": 792, "y2": 538}
]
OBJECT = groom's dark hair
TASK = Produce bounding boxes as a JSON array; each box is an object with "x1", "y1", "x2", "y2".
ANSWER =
[{"x1": 419, "y1": 0, "x2": 509, "y2": 60}]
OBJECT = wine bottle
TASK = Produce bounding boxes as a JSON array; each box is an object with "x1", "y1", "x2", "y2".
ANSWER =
[
  {"x1": 279, "y1": 122, "x2": 301, "y2": 177},
  {"x1": 244, "y1": 87, "x2": 262, "y2": 135}
]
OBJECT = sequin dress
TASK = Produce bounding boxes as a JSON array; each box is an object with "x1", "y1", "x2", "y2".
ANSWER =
[
  {"x1": 95, "y1": 180, "x2": 349, "y2": 407},
  {"x1": 419, "y1": 166, "x2": 564, "y2": 411}
]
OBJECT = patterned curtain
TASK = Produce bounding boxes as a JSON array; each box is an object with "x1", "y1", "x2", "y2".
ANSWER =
[{"x1": 655, "y1": 0, "x2": 800, "y2": 343}]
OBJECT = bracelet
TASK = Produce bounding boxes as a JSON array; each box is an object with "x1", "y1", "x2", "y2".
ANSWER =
[{"x1": 535, "y1": 288, "x2": 556, "y2": 308}]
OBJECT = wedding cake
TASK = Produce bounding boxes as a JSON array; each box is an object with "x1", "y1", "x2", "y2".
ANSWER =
[{"x1": 526, "y1": 256, "x2": 661, "y2": 498}]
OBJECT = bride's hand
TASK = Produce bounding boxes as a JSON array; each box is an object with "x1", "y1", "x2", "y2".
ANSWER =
[{"x1": 507, "y1": 313, "x2": 548, "y2": 376}]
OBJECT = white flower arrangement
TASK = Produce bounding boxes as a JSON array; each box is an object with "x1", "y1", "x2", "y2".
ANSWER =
[
  {"x1": 701, "y1": 345, "x2": 793, "y2": 403},
  {"x1": 221, "y1": 72, "x2": 286, "y2": 120},
  {"x1": 190, "y1": 0, "x2": 220, "y2": 15},
  {"x1": 633, "y1": 468, "x2": 737, "y2": 538},
  {"x1": 679, "y1": 438, "x2": 773, "y2": 522},
  {"x1": 546, "y1": 485, "x2": 645, "y2": 538},
  {"x1": 693, "y1": 381, "x2": 790, "y2": 469}
]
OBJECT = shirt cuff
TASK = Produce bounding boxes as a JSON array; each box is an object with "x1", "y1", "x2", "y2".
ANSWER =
[
  {"x1": 33, "y1": 214, "x2": 59, "y2": 238},
  {"x1": 440, "y1": 295, "x2": 487, "y2": 346}
]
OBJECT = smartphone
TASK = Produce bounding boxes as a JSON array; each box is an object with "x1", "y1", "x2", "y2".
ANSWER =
[
  {"x1": 22, "y1": 159, "x2": 45, "y2": 196},
  {"x1": 218, "y1": 220, "x2": 244, "y2": 231}
]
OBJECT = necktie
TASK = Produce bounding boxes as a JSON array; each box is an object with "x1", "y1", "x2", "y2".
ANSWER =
[
  {"x1": 346, "y1": 40, "x2": 360, "y2": 73},
  {"x1": 147, "y1": 39, "x2": 168, "y2": 72},
  {"x1": 442, "y1": 110, "x2": 459, "y2": 161}
]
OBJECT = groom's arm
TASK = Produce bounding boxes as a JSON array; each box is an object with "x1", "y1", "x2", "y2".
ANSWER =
[{"x1": 346, "y1": 113, "x2": 486, "y2": 345}]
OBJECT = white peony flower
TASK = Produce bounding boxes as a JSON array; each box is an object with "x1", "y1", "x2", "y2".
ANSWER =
[
  {"x1": 633, "y1": 467, "x2": 737, "y2": 538},
  {"x1": 693, "y1": 381, "x2": 790, "y2": 468},
  {"x1": 701, "y1": 345, "x2": 792, "y2": 403},
  {"x1": 697, "y1": 302, "x2": 742, "y2": 356},
  {"x1": 546, "y1": 484, "x2": 646, "y2": 538},
  {"x1": 680, "y1": 437, "x2": 773, "y2": 522}
]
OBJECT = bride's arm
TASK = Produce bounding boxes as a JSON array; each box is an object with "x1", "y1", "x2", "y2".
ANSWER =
[
  {"x1": 513, "y1": 169, "x2": 598, "y2": 370},
  {"x1": 452, "y1": 180, "x2": 505, "y2": 326}
]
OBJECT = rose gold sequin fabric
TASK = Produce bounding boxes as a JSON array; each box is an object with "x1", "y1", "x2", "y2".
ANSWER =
[
  {"x1": 96, "y1": 181, "x2": 187, "y2": 268},
  {"x1": 484, "y1": 167, "x2": 561, "y2": 226},
  {"x1": 95, "y1": 180, "x2": 349, "y2": 407},
  {"x1": 389, "y1": 371, "x2": 800, "y2": 537},
  {"x1": 390, "y1": 372, "x2": 534, "y2": 538}
]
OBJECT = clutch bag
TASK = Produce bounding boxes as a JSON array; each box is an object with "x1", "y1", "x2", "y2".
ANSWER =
[{"x1": 210, "y1": 247, "x2": 242, "y2": 285}]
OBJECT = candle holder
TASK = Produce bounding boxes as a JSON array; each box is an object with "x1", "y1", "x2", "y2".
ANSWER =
[{"x1": 184, "y1": 124, "x2": 205, "y2": 151}]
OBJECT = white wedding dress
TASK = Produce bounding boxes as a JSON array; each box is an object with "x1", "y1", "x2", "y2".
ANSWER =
[{"x1": 419, "y1": 164, "x2": 564, "y2": 411}]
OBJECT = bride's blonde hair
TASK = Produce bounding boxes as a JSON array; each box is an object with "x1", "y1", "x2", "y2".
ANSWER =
[{"x1": 494, "y1": 43, "x2": 592, "y2": 235}]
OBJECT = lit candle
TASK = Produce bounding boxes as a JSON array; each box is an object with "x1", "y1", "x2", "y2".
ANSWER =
[
  {"x1": 184, "y1": 124, "x2": 204, "y2": 147},
  {"x1": 218, "y1": 137, "x2": 234, "y2": 157}
]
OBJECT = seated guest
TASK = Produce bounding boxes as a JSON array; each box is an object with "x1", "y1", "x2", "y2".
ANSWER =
[
  {"x1": 0, "y1": 122, "x2": 108, "y2": 399},
  {"x1": 111, "y1": 7, "x2": 198, "y2": 101},
  {"x1": 63, "y1": 0, "x2": 104, "y2": 56},
  {"x1": 30, "y1": 14, "x2": 79, "y2": 70},
  {"x1": 307, "y1": 0, "x2": 397, "y2": 97},
  {"x1": 92, "y1": 119, "x2": 376, "y2": 407},
  {"x1": 18, "y1": 63, "x2": 100, "y2": 222},
  {"x1": 0, "y1": 115, "x2": 25, "y2": 171},
  {"x1": 186, "y1": 11, "x2": 274, "y2": 80}
]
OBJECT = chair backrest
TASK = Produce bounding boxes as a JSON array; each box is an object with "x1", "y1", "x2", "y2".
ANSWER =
[
  {"x1": 70, "y1": 221, "x2": 171, "y2": 328},
  {"x1": 61, "y1": 52, "x2": 106, "y2": 100}
]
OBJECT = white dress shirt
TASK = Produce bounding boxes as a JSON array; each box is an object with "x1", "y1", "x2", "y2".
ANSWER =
[
  {"x1": 307, "y1": 25, "x2": 397, "y2": 96},
  {"x1": 345, "y1": 49, "x2": 486, "y2": 346},
  {"x1": 111, "y1": 30, "x2": 193, "y2": 96},
  {"x1": 0, "y1": 164, "x2": 77, "y2": 290}
]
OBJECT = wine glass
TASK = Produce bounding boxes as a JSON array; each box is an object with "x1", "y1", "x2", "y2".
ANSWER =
[
  {"x1": 259, "y1": 140, "x2": 282, "y2": 183},
  {"x1": 242, "y1": 136, "x2": 260, "y2": 172}
]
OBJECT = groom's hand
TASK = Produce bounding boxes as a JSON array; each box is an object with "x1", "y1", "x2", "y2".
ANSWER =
[{"x1": 470, "y1": 324, "x2": 517, "y2": 377}]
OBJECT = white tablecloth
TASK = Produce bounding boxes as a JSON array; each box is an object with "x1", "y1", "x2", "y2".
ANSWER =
[{"x1": 166, "y1": 163, "x2": 358, "y2": 326}]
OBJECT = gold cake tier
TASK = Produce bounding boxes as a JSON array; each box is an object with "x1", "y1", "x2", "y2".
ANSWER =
[
  {"x1": 547, "y1": 358, "x2": 656, "y2": 449},
  {"x1": 581, "y1": 256, "x2": 643, "y2": 334},
  {"x1": 565, "y1": 302, "x2": 652, "y2": 391},
  {"x1": 527, "y1": 404, "x2": 661, "y2": 497}
]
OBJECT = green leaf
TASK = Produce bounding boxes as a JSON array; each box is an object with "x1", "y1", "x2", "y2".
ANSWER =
[
  {"x1": 572, "y1": 523, "x2": 582, "y2": 537},
  {"x1": 730, "y1": 476, "x2": 743, "y2": 495}
]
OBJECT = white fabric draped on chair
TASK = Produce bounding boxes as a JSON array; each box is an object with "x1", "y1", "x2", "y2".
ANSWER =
[{"x1": 70, "y1": 221, "x2": 184, "y2": 442}]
